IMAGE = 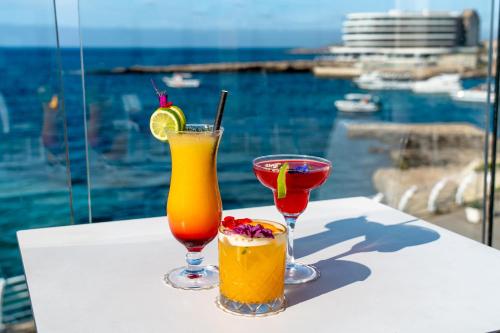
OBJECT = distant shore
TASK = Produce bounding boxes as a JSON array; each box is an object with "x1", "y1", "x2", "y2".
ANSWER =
[
  {"x1": 90, "y1": 58, "x2": 487, "y2": 79},
  {"x1": 89, "y1": 59, "x2": 338, "y2": 75}
]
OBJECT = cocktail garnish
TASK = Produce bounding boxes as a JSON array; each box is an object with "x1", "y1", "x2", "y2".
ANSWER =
[
  {"x1": 232, "y1": 224, "x2": 274, "y2": 239},
  {"x1": 289, "y1": 164, "x2": 309, "y2": 173},
  {"x1": 277, "y1": 162, "x2": 289, "y2": 199},
  {"x1": 222, "y1": 217, "x2": 275, "y2": 238},
  {"x1": 151, "y1": 79, "x2": 173, "y2": 107},
  {"x1": 158, "y1": 94, "x2": 173, "y2": 108},
  {"x1": 149, "y1": 79, "x2": 186, "y2": 141},
  {"x1": 222, "y1": 216, "x2": 252, "y2": 229}
]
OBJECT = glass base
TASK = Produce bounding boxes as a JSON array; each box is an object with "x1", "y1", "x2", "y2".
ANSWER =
[
  {"x1": 285, "y1": 263, "x2": 320, "y2": 285},
  {"x1": 164, "y1": 265, "x2": 219, "y2": 290},
  {"x1": 216, "y1": 294, "x2": 286, "y2": 317}
]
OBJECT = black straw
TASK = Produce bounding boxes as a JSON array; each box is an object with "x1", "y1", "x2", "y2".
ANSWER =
[{"x1": 213, "y1": 90, "x2": 228, "y2": 132}]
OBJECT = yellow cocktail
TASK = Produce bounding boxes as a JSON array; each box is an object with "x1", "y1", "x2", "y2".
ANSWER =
[
  {"x1": 218, "y1": 218, "x2": 287, "y2": 316},
  {"x1": 164, "y1": 124, "x2": 223, "y2": 290}
]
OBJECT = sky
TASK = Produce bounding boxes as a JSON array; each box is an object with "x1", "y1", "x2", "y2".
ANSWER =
[{"x1": 0, "y1": 0, "x2": 496, "y2": 47}]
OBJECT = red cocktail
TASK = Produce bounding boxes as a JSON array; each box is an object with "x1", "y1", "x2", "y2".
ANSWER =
[
  {"x1": 254, "y1": 159, "x2": 330, "y2": 215},
  {"x1": 253, "y1": 155, "x2": 332, "y2": 284}
]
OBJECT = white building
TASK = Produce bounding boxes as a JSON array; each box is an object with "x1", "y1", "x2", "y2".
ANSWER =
[{"x1": 330, "y1": 9, "x2": 480, "y2": 64}]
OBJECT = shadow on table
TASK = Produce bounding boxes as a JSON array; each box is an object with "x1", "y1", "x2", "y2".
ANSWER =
[
  {"x1": 286, "y1": 258, "x2": 371, "y2": 307},
  {"x1": 286, "y1": 216, "x2": 440, "y2": 307},
  {"x1": 295, "y1": 216, "x2": 440, "y2": 260}
]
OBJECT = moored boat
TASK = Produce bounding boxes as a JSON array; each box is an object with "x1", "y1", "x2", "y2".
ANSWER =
[
  {"x1": 335, "y1": 93, "x2": 381, "y2": 113},
  {"x1": 451, "y1": 84, "x2": 495, "y2": 103},
  {"x1": 162, "y1": 73, "x2": 200, "y2": 88},
  {"x1": 355, "y1": 72, "x2": 414, "y2": 90},
  {"x1": 412, "y1": 74, "x2": 462, "y2": 94}
]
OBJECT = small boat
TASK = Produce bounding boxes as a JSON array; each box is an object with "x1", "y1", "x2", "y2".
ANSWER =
[
  {"x1": 451, "y1": 84, "x2": 495, "y2": 103},
  {"x1": 412, "y1": 74, "x2": 462, "y2": 94},
  {"x1": 162, "y1": 73, "x2": 200, "y2": 88},
  {"x1": 355, "y1": 72, "x2": 414, "y2": 90},
  {"x1": 334, "y1": 93, "x2": 381, "y2": 113}
]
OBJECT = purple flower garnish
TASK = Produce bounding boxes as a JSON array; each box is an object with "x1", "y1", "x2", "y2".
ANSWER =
[
  {"x1": 232, "y1": 224, "x2": 274, "y2": 239},
  {"x1": 289, "y1": 164, "x2": 309, "y2": 174}
]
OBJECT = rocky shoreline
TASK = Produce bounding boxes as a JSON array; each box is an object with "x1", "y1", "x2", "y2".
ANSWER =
[
  {"x1": 90, "y1": 60, "x2": 338, "y2": 75},
  {"x1": 347, "y1": 123, "x2": 492, "y2": 218}
]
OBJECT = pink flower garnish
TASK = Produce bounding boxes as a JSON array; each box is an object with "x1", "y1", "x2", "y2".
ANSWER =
[
  {"x1": 222, "y1": 217, "x2": 274, "y2": 239},
  {"x1": 232, "y1": 223, "x2": 274, "y2": 239}
]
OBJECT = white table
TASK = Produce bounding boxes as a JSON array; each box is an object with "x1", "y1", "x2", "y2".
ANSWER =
[{"x1": 18, "y1": 197, "x2": 500, "y2": 333}]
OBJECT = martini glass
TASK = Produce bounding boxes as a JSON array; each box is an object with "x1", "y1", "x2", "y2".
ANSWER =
[{"x1": 253, "y1": 154, "x2": 331, "y2": 284}]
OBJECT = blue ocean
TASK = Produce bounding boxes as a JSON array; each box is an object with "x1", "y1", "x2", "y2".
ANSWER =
[{"x1": 0, "y1": 47, "x2": 487, "y2": 277}]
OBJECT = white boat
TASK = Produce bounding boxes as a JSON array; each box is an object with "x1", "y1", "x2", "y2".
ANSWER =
[
  {"x1": 355, "y1": 72, "x2": 414, "y2": 90},
  {"x1": 412, "y1": 74, "x2": 462, "y2": 94},
  {"x1": 162, "y1": 73, "x2": 200, "y2": 88},
  {"x1": 451, "y1": 84, "x2": 495, "y2": 103},
  {"x1": 334, "y1": 93, "x2": 381, "y2": 113}
]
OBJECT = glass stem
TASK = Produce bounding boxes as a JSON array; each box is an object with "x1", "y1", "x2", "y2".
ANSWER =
[
  {"x1": 185, "y1": 251, "x2": 204, "y2": 277},
  {"x1": 285, "y1": 215, "x2": 298, "y2": 269}
]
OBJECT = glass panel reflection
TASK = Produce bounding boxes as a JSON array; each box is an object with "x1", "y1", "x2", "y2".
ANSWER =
[
  {"x1": 75, "y1": 1, "x2": 494, "y2": 246},
  {"x1": 0, "y1": 0, "x2": 72, "y2": 328}
]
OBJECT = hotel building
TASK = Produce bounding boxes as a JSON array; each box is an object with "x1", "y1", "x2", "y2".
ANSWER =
[{"x1": 330, "y1": 9, "x2": 480, "y2": 66}]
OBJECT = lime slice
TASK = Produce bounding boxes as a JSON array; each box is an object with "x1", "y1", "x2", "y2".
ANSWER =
[
  {"x1": 277, "y1": 162, "x2": 289, "y2": 199},
  {"x1": 168, "y1": 105, "x2": 187, "y2": 129},
  {"x1": 149, "y1": 109, "x2": 182, "y2": 142}
]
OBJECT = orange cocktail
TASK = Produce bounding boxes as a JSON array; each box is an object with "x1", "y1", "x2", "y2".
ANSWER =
[
  {"x1": 164, "y1": 124, "x2": 223, "y2": 290},
  {"x1": 167, "y1": 127, "x2": 222, "y2": 251},
  {"x1": 218, "y1": 218, "x2": 287, "y2": 316}
]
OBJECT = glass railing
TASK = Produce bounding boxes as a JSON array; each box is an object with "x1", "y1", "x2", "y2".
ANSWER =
[
  {"x1": 74, "y1": 0, "x2": 497, "y2": 245},
  {"x1": 0, "y1": 0, "x2": 73, "y2": 328}
]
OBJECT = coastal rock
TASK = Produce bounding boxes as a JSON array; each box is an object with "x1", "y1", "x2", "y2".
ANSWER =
[
  {"x1": 348, "y1": 123, "x2": 484, "y2": 149},
  {"x1": 350, "y1": 123, "x2": 492, "y2": 216},
  {"x1": 348, "y1": 123, "x2": 484, "y2": 168},
  {"x1": 373, "y1": 162, "x2": 494, "y2": 216},
  {"x1": 390, "y1": 148, "x2": 481, "y2": 169},
  {"x1": 373, "y1": 166, "x2": 461, "y2": 216}
]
